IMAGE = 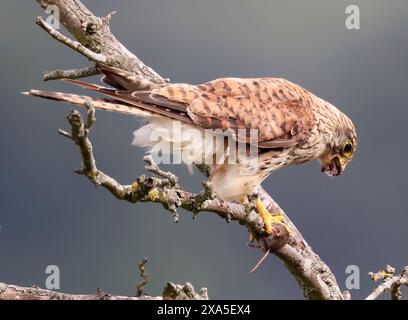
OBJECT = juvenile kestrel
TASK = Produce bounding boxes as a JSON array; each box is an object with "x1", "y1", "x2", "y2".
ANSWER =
[{"x1": 25, "y1": 64, "x2": 357, "y2": 235}]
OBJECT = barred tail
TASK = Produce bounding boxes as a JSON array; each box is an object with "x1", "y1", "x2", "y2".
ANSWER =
[{"x1": 22, "y1": 90, "x2": 154, "y2": 117}]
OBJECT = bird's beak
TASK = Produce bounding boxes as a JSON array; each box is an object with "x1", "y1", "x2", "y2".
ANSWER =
[{"x1": 321, "y1": 155, "x2": 346, "y2": 177}]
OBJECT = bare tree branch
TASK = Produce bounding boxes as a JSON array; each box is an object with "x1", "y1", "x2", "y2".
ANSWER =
[
  {"x1": 36, "y1": 17, "x2": 107, "y2": 63},
  {"x1": 144, "y1": 155, "x2": 179, "y2": 188},
  {"x1": 36, "y1": 0, "x2": 167, "y2": 85},
  {"x1": 26, "y1": 0, "x2": 354, "y2": 300},
  {"x1": 366, "y1": 266, "x2": 408, "y2": 300},
  {"x1": 44, "y1": 65, "x2": 100, "y2": 81},
  {"x1": 0, "y1": 282, "x2": 159, "y2": 300},
  {"x1": 0, "y1": 282, "x2": 207, "y2": 300}
]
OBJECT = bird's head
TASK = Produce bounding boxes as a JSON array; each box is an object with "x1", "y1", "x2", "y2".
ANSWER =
[{"x1": 320, "y1": 113, "x2": 357, "y2": 177}]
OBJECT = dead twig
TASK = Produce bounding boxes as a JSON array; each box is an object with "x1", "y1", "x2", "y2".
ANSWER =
[
  {"x1": 136, "y1": 257, "x2": 149, "y2": 297},
  {"x1": 366, "y1": 265, "x2": 408, "y2": 300},
  {"x1": 36, "y1": 17, "x2": 107, "y2": 63},
  {"x1": 44, "y1": 65, "x2": 100, "y2": 81}
]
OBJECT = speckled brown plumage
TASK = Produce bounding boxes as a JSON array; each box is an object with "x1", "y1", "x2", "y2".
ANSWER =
[
  {"x1": 25, "y1": 64, "x2": 357, "y2": 202},
  {"x1": 151, "y1": 77, "x2": 316, "y2": 148}
]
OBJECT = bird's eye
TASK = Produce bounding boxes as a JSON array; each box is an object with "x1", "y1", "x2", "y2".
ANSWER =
[{"x1": 341, "y1": 141, "x2": 353, "y2": 157}]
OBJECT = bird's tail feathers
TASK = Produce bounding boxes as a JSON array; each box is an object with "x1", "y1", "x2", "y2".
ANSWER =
[{"x1": 22, "y1": 90, "x2": 154, "y2": 117}]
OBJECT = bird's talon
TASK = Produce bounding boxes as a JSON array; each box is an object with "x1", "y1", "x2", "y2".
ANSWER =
[
  {"x1": 271, "y1": 213, "x2": 285, "y2": 223},
  {"x1": 256, "y1": 198, "x2": 273, "y2": 235},
  {"x1": 256, "y1": 198, "x2": 292, "y2": 235}
]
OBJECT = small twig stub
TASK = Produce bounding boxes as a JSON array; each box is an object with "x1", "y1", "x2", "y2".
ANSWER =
[{"x1": 136, "y1": 257, "x2": 149, "y2": 297}]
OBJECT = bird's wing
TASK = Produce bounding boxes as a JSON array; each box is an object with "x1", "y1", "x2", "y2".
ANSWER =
[
  {"x1": 25, "y1": 65, "x2": 315, "y2": 149},
  {"x1": 152, "y1": 78, "x2": 316, "y2": 148}
]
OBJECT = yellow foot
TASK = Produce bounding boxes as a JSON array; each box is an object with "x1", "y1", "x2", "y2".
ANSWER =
[{"x1": 256, "y1": 198, "x2": 291, "y2": 235}]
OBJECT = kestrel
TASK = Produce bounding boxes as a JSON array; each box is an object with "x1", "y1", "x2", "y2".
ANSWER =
[{"x1": 25, "y1": 64, "x2": 357, "y2": 235}]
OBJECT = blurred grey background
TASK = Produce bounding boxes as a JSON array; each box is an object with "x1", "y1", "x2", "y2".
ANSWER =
[{"x1": 1, "y1": 0, "x2": 407, "y2": 299}]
